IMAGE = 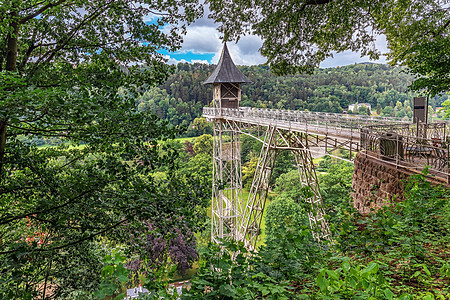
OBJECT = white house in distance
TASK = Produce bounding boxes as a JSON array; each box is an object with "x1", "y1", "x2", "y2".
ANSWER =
[{"x1": 348, "y1": 103, "x2": 372, "y2": 112}]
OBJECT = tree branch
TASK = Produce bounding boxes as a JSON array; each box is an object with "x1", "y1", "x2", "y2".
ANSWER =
[
  {"x1": 0, "y1": 218, "x2": 128, "y2": 255},
  {"x1": 33, "y1": 2, "x2": 112, "y2": 68},
  {"x1": 0, "y1": 188, "x2": 98, "y2": 226},
  {"x1": 436, "y1": 19, "x2": 450, "y2": 36},
  {"x1": 300, "y1": 0, "x2": 334, "y2": 11},
  {"x1": 19, "y1": 0, "x2": 68, "y2": 24}
]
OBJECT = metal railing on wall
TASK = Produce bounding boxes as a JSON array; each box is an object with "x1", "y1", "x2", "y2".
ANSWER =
[{"x1": 361, "y1": 123, "x2": 450, "y2": 182}]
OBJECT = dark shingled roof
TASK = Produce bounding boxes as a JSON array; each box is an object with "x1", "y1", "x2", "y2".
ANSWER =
[{"x1": 203, "y1": 43, "x2": 251, "y2": 85}]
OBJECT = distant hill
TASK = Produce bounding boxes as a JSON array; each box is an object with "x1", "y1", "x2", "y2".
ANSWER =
[{"x1": 134, "y1": 63, "x2": 448, "y2": 129}]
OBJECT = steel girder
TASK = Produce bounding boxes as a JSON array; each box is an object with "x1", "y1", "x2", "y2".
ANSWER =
[{"x1": 236, "y1": 126, "x2": 331, "y2": 250}]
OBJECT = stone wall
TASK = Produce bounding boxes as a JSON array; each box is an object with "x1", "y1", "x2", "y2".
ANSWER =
[{"x1": 352, "y1": 152, "x2": 414, "y2": 214}]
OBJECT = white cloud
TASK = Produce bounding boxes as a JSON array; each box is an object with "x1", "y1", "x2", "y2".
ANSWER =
[
  {"x1": 163, "y1": 55, "x2": 209, "y2": 65},
  {"x1": 172, "y1": 3, "x2": 266, "y2": 65},
  {"x1": 190, "y1": 59, "x2": 210, "y2": 64},
  {"x1": 181, "y1": 26, "x2": 222, "y2": 54},
  {"x1": 164, "y1": 55, "x2": 186, "y2": 65},
  {"x1": 211, "y1": 37, "x2": 266, "y2": 65},
  {"x1": 165, "y1": 3, "x2": 389, "y2": 68},
  {"x1": 320, "y1": 35, "x2": 388, "y2": 68}
]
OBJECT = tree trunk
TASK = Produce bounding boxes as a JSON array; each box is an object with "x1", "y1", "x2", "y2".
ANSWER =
[
  {"x1": 0, "y1": 121, "x2": 7, "y2": 182},
  {"x1": 6, "y1": 11, "x2": 19, "y2": 72},
  {"x1": 0, "y1": 11, "x2": 19, "y2": 181}
]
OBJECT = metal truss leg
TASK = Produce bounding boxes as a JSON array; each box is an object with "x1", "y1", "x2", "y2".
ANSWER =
[
  {"x1": 292, "y1": 148, "x2": 331, "y2": 242},
  {"x1": 237, "y1": 126, "x2": 277, "y2": 250},
  {"x1": 273, "y1": 130, "x2": 331, "y2": 242}
]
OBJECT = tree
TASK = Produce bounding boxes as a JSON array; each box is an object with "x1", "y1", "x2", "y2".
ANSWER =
[
  {"x1": 180, "y1": 153, "x2": 213, "y2": 188},
  {"x1": 356, "y1": 105, "x2": 370, "y2": 116},
  {"x1": 207, "y1": 0, "x2": 450, "y2": 95},
  {"x1": 241, "y1": 134, "x2": 262, "y2": 162},
  {"x1": 382, "y1": 106, "x2": 394, "y2": 117},
  {"x1": 187, "y1": 117, "x2": 212, "y2": 136},
  {"x1": 376, "y1": 103, "x2": 382, "y2": 115},
  {"x1": 265, "y1": 196, "x2": 308, "y2": 244},
  {"x1": 193, "y1": 134, "x2": 213, "y2": 155},
  {"x1": 271, "y1": 151, "x2": 296, "y2": 185},
  {"x1": 0, "y1": 1, "x2": 206, "y2": 298},
  {"x1": 317, "y1": 161, "x2": 354, "y2": 222},
  {"x1": 383, "y1": 2, "x2": 450, "y2": 96},
  {"x1": 242, "y1": 154, "x2": 258, "y2": 188}
]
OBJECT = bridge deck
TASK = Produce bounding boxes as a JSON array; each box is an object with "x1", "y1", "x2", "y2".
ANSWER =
[
  {"x1": 203, "y1": 107, "x2": 406, "y2": 142},
  {"x1": 204, "y1": 107, "x2": 450, "y2": 181}
]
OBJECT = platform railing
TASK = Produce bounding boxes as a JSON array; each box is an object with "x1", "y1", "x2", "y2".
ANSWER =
[{"x1": 203, "y1": 107, "x2": 407, "y2": 132}]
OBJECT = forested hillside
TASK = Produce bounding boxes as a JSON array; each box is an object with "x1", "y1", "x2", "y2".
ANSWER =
[{"x1": 135, "y1": 63, "x2": 449, "y2": 129}]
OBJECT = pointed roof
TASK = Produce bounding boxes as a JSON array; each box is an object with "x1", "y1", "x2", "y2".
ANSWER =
[{"x1": 203, "y1": 43, "x2": 251, "y2": 85}]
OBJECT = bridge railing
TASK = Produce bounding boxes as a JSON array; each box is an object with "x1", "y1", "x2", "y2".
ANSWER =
[
  {"x1": 361, "y1": 123, "x2": 450, "y2": 180},
  {"x1": 203, "y1": 107, "x2": 407, "y2": 131}
]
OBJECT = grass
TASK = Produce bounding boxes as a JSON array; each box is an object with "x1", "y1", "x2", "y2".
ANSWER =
[{"x1": 175, "y1": 136, "x2": 197, "y2": 143}]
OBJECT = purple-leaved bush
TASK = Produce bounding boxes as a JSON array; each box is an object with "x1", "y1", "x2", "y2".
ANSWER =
[
  {"x1": 125, "y1": 217, "x2": 198, "y2": 286},
  {"x1": 184, "y1": 141, "x2": 195, "y2": 156}
]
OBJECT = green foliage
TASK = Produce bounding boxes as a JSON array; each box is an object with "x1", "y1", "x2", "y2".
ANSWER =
[
  {"x1": 183, "y1": 172, "x2": 448, "y2": 299},
  {"x1": 95, "y1": 252, "x2": 130, "y2": 300},
  {"x1": 180, "y1": 153, "x2": 213, "y2": 193},
  {"x1": 355, "y1": 105, "x2": 371, "y2": 116},
  {"x1": 193, "y1": 134, "x2": 213, "y2": 156},
  {"x1": 208, "y1": 0, "x2": 450, "y2": 95},
  {"x1": 241, "y1": 134, "x2": 262, "y2": 162},
  {"x1": 265, "y1": 196, "x2": 308, "y2": 243},
  {"x1": 208, "y1": 0, "x2": 383, "y2": 74},
  {"x1": 336, "y1": 172, "x2": 449, "y2": 297},
  {"x1": 273, "y1": 169, "x2": 305, "y2": 200},
  {"x1": 318, "y1": 160, "x2": 354, "y2": 222},
  {"x1": 182, "y1": 240, "x2": 295, "y2": 299},
  {"x1": 0, "y1": 1, "x2": 209, "y2": 298},
  {"x1": 271, "y1": 151, "x2": 296, "y2": 185},
  {"x1": 316, "y1": 259, "x2": 393, "y2": 299},
  {"x1": 382, "y1": 3, "x2": 450, "y2": 96},
  {"x1": 188, "y1": 117, "x2": 213, "y2": 137},
  {"x1": 242, "y1": 153, "x2": 259, "y2": 189}
]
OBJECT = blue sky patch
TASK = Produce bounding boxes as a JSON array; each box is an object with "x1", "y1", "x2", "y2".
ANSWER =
[{"x1": 159, "y1": 49, "x2": 214, "y2": 63}]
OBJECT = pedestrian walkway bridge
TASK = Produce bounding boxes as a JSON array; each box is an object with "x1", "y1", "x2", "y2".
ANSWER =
[{"x1": 203, "y1": 107, "x2": 450, "y2": 180}]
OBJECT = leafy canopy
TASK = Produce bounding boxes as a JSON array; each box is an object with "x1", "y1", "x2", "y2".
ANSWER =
[
  {"x1": 207, "y1": 0, "x2": 450, "y2": 95},
  {"x1": 0, "y1": 0, "x2": 207, "y2": 298}
]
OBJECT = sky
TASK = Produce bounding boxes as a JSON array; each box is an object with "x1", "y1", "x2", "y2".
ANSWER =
[{"x1": 158, "y1": 6, "x2": 389, "y2": 68}]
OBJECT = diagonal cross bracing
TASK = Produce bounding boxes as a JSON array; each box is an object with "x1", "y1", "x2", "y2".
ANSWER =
[{"x1": 207, "y1": 107, "x2": 405, "y2": 250}]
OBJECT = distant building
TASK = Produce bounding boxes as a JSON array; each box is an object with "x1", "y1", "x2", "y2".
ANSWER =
[{"x1": 348, "y1": 103, "x2": 372, "y2": 112}]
